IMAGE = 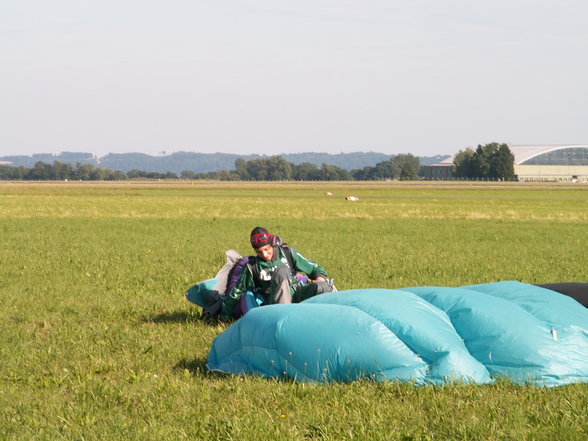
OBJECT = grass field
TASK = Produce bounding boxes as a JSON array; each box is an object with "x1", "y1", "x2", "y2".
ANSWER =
[{"x1": 1, "y1": 181, "x2": 586, "y2": 440}]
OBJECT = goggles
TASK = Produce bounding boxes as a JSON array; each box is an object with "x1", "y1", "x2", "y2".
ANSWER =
[{"x1": 250, "y1": 232, "x2": 271, "y2": 247}]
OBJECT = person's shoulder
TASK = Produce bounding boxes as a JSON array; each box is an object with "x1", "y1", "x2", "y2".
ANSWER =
[{"x1": 281, "y1": 244, "x2": 297, "y2": 256}]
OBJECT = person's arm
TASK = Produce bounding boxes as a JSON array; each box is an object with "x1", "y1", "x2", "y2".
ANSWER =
[
  {"x1": 290, "y1": 247, "x2": 328, "y2": 281},
  {"x1": 220, "y1": 266, "x2": 253, "y2": 321}
]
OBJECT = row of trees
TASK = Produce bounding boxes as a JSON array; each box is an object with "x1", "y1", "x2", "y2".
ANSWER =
[
  {"x1": 0, "y1": 155, "x2": 420, "y2": 182},
  {"x1": 0, "y1": 161, "x2": 188, "y2": 181},
  {"x1": 0, "y1": 161, "x2": 128, "y2": 181},
  {"x1": 453, "y1": 143, "x2": 515, "y2": 180},
  {"x1": 0, "y1": 145, "x2": 515, "y2": 181},
  {"x1": 181, "y1": 157, "x2": 354, "y2": 181},
  {"x1": 0, "y1": 158, "x2": 385, "y2": 182},
  {"x1": 180, "y1": 154, "x2": 420, "y2": 181},
  {"x1": 352, "y1": 154, "x2": 420, "y2": 180}
]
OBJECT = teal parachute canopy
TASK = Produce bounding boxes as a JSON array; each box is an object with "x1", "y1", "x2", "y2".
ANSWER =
[{"x1": 206, "y1": 282, "x2": 588, "y2": 386}]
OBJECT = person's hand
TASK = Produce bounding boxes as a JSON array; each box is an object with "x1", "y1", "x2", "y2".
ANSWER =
[
  {"x1": 295, "y1": 273, "x2": 309, "y2": 284},
  {"x1": 315, "y1": 275, "x2": 326, "y2": 282}
]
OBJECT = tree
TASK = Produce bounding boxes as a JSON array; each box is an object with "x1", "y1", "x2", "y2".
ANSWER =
[
  {"x1": 350, "y1": 166, "x2": 369, "y2": 180},
  {"x1": 214, "y1": 169, "x2": 238, "y2": 181},
  {"x1": 292, "y1": 162, "x2": 322, "y2": 181},
  {"x1": 74, "y1": 163, "x2": 97, "y2": 180},
  {"x1": 351, "y1": 161, "x2": 390, "y2": 180},
  {"x1": 234, "y1": 158, "x2": 251, "y2": 180},
  {"x1": 453, "y1": 148, "x2": 476, "y2": 178},
  {"x1": 319, "y1": 164, "x2": 353, "y2": 181},
  {"x1": 400, "y1": 162, "x2": 418, "y2": 180},
  {"x1": 266, "y1": 156, "x2": 293, "y2": 181},
  {"x1": 180, "y1": 170, "x2": 198, "y2": 179},
  {"x1": 0, "y1": 161, "x2": 125, "y2": 181},
  {"x1": 453, "y1": 143, "x2": 515, "y2": 180},
  {"x1": 105, "y1": 170, "x2": 127, "y2": 181},
  {"x1": 491, "y1": 144, "x2": 515, "y2": 180},
  {"x1": 0, "y1": 165, "x2": 27, "y2": 180},
  {"x1": 472, "y1": 144, "x2": 495, "y2": 178},
  {"x1": 245, "y1": 158, "x2": 268, "y2": 180},
  {"x1": 26, "y1": 161, "x2": 53, "y2": 180},
  {"x1": 392, "y1": 154, "x2": 420, "y2": 180},
  {"x1": 475, "y1": 142, "x2": 515, "y2": 180},
  {"x1": 127, "y1": 169, "x2": 143, "y2": 179},
  {"x1": 244, "y1": 156, "x2": 293, "y2": 181},
  {"x1": 349, "y1": 154, "x2": 419, "y2": 181},
  {"x1": 51, "y1": 161, "x2": 74, "y2": 180}
]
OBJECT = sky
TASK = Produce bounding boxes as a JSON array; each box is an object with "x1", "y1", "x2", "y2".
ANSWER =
[{"x1": 1, "y1": 0, "x2": 587, "y2": 158}]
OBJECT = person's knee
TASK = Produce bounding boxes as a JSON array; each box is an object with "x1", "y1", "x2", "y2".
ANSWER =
[
  {"x1": 273, "y1": 264, "x2": 291, "y2": 281},
  {"x1": 270, "y1": 265, "x2": 290, "y2": 289},
  {"x1": 269, "y1": 265, "x2": 293, "y2": 305}
]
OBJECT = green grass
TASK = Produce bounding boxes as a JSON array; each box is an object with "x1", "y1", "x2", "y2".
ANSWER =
[{"x1": 0, "y1": 181, "x2": 587, "y2": 440}]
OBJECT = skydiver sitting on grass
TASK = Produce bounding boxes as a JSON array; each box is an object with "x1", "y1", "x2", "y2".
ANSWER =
[{"x1": 219, "y1": 227, "x2": 335, "y2": 321}]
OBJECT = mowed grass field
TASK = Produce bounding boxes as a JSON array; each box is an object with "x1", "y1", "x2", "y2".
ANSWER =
[{"x1": 0, "y1": 181, "x2": 586, "y2": 441}]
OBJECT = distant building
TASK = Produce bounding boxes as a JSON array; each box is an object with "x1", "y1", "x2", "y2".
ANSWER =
[
  {"x1": 422, "y1": 156, "x2": 454, "y2": 180},
  {"x1": 0, "y1": 161, "x2": 13, "y2": 166},
  {"x1": 422, "y1": 145, "x2": 588, "y2": 182},
  {"x1": 510, "y1": 145, "x2": 588, "y2": 182}
]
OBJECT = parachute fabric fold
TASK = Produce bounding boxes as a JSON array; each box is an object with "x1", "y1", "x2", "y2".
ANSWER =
[
  {"x1": 304, "y1": 289, "x2": 492, "y2": 384},
  {"x1": 208, "y1": 303, "x2": 428, "y2": 383},
  {"x1": 206, "y1": 282, "x2": 588, "y2": 386}
]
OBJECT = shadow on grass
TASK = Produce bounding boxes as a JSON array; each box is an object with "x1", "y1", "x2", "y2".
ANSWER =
[
  {"x1": 144, "y1": 309, "x2": 202, "y2": 324},
  {"x1": 143, "y1": 308, "x2": 232, "y2": 327},
  {"x1": 174, "y1": 356, "x2": 228, "y2": 378}
]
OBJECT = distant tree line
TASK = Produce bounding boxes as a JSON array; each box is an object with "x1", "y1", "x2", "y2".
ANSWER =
[
  {"x1": 0, "y1": 151, "x2": 418, "y2": 174},
  {"x1": 0, "y1": 161, "x2": 128, "y2": 181},
  {"x1": 453, "y1": 143, "x2": 515, "y2": 180},
  {"x1": 0, "y1": 155, "x2": 421, "y2": 181},
  {"x1": 0, "y1": 145, "x2": 515, "y2": 181},
  {"x1": 180, "y1": 154, "x2": 421, "y2": 181},
  {"x1": 0, "y1": 161, "x2": 186, "y2": 181}
]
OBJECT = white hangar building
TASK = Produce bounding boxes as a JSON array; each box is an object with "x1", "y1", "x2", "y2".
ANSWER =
[
  {"x1": 423, "y1": 145, "x2": 588, "y2": 182},
  {"x1": 510, "y1": 145, "x2": 588, "y2": 182}
]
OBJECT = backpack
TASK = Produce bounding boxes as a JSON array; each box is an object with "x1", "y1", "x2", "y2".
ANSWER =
[
  {"x1": 203, "y1": 254, "x2": 260, "y2": 321},
  {"x1": 225, "y1": 255, "x2": 254, "y2": 297}
]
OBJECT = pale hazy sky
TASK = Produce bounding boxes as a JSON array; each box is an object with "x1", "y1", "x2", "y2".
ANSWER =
[{"x1": 1, "y1": 0, "x2": 587, "y2": 158}]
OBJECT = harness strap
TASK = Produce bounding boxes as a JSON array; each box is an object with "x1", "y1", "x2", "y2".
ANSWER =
[{"x1": 249, "y1": 244, "x2": 295, "y2": 291}]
